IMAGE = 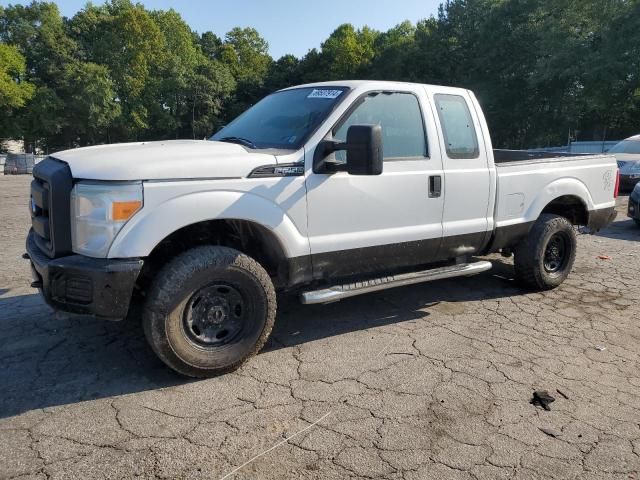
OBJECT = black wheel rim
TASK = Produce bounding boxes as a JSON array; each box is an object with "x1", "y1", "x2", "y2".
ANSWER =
[
  {"x1": 543, "y1": 232, "x2": 569, "y2": 274},
  {"x1": 182, "y1": 284, "x2": 245, "y2": 347}
]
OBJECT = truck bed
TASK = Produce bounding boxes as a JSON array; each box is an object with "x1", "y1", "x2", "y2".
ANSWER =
[
  {"x1": 493, "y1": 149, "x2": 590, "y2": 164},
  {"x1": 493, "y1": 150, "x2": 617, "y2": 228}
]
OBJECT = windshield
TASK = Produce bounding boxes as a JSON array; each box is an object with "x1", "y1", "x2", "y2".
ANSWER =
[
  {"x1": 211, "y1": 87, "x2": 348, "y2": 149},
  {"x1": 609, "y1": 139, "x2": 640, "y2": 154}
]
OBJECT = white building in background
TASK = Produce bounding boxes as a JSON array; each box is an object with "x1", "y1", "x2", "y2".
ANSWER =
[{"x1": 1, "y1": 139, "x2": 25, "y2": 154}]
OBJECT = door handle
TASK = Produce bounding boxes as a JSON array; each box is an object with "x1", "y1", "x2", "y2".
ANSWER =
[{"x1": 429, "y1": 175, "x2": 442, "y2": 198}]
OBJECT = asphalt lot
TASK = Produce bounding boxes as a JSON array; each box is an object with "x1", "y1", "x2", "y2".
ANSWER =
[{"x1": 0, "y1": 174, "x2": 639, "y2": 480}]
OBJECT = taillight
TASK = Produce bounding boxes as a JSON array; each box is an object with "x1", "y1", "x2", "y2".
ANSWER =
[{"x1": 614, "y1": 169, "x2": 620, "y2": 198}]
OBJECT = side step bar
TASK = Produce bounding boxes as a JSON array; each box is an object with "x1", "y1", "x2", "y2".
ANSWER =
[{"x1": 300, "y1": 260, "x2": 492, "y2": 305}]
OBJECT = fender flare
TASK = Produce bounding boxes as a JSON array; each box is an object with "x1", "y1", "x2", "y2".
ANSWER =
[
  {"x1": 108, "y1": 190, "x2": 309, "y2": 259},
  {"x1": 523, "y1": 177, "x2": 594, "y2": 223}
]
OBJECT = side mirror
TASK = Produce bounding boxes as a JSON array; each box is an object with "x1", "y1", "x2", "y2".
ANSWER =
[
  {"x1": 313, "y1": 124, "x2": 383, "y2": 175},
  {"x1": 345, "y1": 124, "x2": 383, "y2": 175}
]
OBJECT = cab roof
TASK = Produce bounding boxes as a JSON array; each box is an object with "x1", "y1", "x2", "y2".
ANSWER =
[{"x1": 280, "y1": 80, "x2": 471, "y2": 95}]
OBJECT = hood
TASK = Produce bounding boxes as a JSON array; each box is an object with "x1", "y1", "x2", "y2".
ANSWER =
[{"x1": 51, "y1": 140, "x2": 278, "y2": 181}]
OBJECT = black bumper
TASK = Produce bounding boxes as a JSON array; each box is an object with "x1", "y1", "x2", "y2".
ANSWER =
[
  {"x1": 26, "y1": 230, "x2": 143, "y2": 320},
  {"x1": 620, "y1": 175, "x2": 640, "y2": 193},
  {"x1": 587, "y1": 206, "x2": 617, "y2": 233},
  {"x1": 629, "y1": 193, "x2": 640, "y2": 221}
]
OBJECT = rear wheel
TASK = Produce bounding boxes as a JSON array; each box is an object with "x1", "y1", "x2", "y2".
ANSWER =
[
  {"x1": 143, "y1": 246, "x2": 276, "y2": 377},
  {"x1": 514, "y1": 214, "x2": 577, "y2": 290}
]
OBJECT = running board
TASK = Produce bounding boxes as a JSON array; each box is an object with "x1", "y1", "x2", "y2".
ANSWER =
[{"x1": 300, "y1": 261, "x2": 493, "y2": 305}]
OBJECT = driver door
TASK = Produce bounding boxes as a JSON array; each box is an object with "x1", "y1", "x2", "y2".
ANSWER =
[{"x1": 304, "y1": 88, "x2": 445, "y2": 281}]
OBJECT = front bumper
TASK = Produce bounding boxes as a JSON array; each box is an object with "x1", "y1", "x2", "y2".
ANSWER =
[
  {"x1": 628, "y1": 193, "x2": 640, "y2": 221},
  {"x1": 620, "y1": 175, "x2": 640, "y2": 192},
  {"x1": 26, "y1": 230, "x2": 143, "y2": 320}
]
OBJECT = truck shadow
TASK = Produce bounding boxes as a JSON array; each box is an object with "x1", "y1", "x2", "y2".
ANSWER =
[
  {"x1": 0, "y1": 260, "x2": 522, "y2": 419},
  {"x1": 595, "y1": 218, "x2": 640, "y2": 242},
  {"x1": 0, "y1": 293, "x2": 187, "y2": 418},
  {"x1": 268, "y1": 259, "x2": 520, "y2": 349}
]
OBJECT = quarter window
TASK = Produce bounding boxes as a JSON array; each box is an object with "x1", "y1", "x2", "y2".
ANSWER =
[
  {"x1": 434, "y1": 94, "x2": 479, "y2": 159},
  {"x1": 333, "y1": 92, "x2": 427, "y2": 160}
]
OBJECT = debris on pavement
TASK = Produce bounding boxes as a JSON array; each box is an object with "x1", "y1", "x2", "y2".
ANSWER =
[
  {"x1": 595, "y1": 345, "x2": 607, "y2": 351},
  {"x1": 531, "y1": 390, "x2": 556, "y2": 411},
  {"x1": 597, "y1": 255, "x2": 612, "y2": 260},
  {"x1": 556, "y1": 389, "x2": 570, "y2": 400},
  {"x1": 539, "y1": 427, "x2": 561, "y2": 438}
]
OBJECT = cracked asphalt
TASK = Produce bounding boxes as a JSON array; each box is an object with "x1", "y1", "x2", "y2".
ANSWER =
[{"x1": 1, "y1": 174, "x2": 639, "y2": 480}]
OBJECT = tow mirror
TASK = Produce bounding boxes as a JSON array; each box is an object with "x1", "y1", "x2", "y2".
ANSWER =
[
  {"x1": 344, "y1": 124, "x2": 383, "y2": 175},
  {"x1": 313, "y1": 124, "x2": 383, "y2": 175}
]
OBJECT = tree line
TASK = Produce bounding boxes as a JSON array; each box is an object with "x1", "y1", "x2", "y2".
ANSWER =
[{"x1": 1, "y1": 0, "x2": 639, "y2": 153}]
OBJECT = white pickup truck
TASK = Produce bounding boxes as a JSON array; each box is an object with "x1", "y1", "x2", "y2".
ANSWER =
[{"x1": 26, "y1": 81, "x2": 618, "y2": 377}]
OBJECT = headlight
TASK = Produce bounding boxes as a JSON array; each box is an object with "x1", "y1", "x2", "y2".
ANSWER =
[{"x1": 70, "y1": 182, "x2": 143, "y2": 257}]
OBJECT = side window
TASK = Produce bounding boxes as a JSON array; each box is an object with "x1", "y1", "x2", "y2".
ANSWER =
[
  {"x1": 333, "y1": 92, "x2": 427, "y2": 160},
  {"x1": 434, "y1": 94, "x2": 479, "y2": 159}
]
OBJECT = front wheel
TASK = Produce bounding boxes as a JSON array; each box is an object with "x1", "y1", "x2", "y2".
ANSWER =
[
  {"x1": 514, "y1": 214, "x2": 577, "y2": 290},
  {"x1": 634, "y1": 219, "x2": 640, "y2": 228},
  {"x1": 143, "y1": 246, "x2": 276, "y2": 377}
]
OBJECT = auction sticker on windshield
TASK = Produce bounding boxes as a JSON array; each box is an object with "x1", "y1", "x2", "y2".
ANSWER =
[{"x1": 307, "y1": 89, "x2": 343, "y2": 99}]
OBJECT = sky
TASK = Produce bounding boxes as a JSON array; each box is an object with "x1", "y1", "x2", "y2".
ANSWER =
[{"x1": 0, "y1": 0, "x2": 443, "y2": 58}]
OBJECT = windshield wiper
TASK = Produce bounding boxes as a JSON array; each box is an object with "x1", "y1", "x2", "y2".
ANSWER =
[{"x1": 218, "y1": 136, "x2": 257, "y2": 149}]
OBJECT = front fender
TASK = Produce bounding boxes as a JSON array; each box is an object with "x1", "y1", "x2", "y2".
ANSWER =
[{"x1": 108, "y1": 188, "x2": 309, "y2": 259}]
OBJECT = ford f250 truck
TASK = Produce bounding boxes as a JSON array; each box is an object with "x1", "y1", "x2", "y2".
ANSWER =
[{"x1": 26, "y1": 81, "x2": 618, "y2": 377}]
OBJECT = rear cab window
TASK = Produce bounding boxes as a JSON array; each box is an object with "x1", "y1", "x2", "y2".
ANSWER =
[{"x1": 434, "y1": 94, "x2": 479, "y2": 159}]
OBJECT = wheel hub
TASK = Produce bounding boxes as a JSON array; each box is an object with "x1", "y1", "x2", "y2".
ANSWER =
[
  {"x1": 207, "y1": 301, "x2": 228, "y2": 324},
  {"x1": 543, "y1": 233, "x2": 567, "y2": 273},
  {"x1": 183, "y1": 284, "x2": 244, "y2": 346}
]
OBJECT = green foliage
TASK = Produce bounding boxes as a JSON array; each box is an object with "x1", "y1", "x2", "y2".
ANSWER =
[
  {"x1": 319, "y1": 24, "x2": 379, "y2": 79},
  {"x1": 0, "y1": 0, "x2": 638, "y2": 151},
  {"x1": 0, "y1": 1, "x2": 75, "y2": 149},
  {"x1": 220, "y1": 27, "x2": 272, "y2": 117},
  {"x1": 368, "y1": 21, "x2": 416, "y2": 80},
  {"x1": 59, "y1": 61, "x2": 120, "y2": 144},
  {"x1": 186, "y1": 59, "x2": 236, "y2": 139},
  {"x1": 199, "y1": 31, "x2": 223, "y2": 61},
  {"x1": 222, "y1": 27, "x2": 271, "y2": 83},
  {"x1": 264, "y1": 54, "x2": 303, "y2": 92},
  {"x1": 0, "y1": 43, "x2": 34, "y2": 109},
  {"x1": 0, "y1": 42, "x2": 35, "y2": 139}
]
